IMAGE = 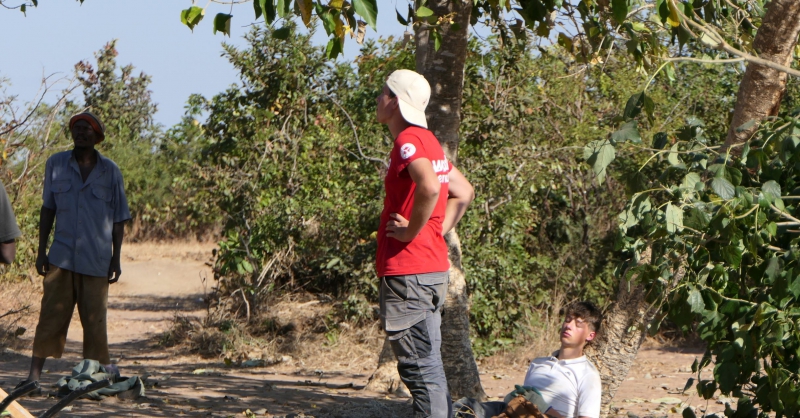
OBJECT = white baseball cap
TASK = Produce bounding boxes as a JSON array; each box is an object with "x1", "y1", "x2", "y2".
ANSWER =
[{"x1": 386, "y1": 69, "x2": 431, "y2": 128}]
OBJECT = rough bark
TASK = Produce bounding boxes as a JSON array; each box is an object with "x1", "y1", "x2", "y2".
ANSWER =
[
  {"x1": 584, "y1": 248, "x2": 684, "y2": 417},
  {"x1": 583, "y1": 280, "x2": 654, "y2": 417},
  {"x1": 415, "y1": 0, "x2": 473, "y2": 162},
  {"x1": 442, "y1": 229, "x2": 487, "y2": 400},
  {"x1": 416, "y1": 0, "x2": 486, "y2": 400},
  {"x1": 364, "y1": 337, "x2": 408, "y2": 396},
  {"x1": 724, "y1": 0, "x2": 800, "y2": 149}
]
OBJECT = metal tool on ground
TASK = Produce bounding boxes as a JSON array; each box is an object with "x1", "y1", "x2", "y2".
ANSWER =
[
  {"x1": 0, "y1": 381, "x2": 39, "y2": 418},
  {"x1": 38, "y1": 379, "x2": 111, "y2": 418},
  {"x1": 0, "y1": 378, "x2": 111, "y2": 418}
]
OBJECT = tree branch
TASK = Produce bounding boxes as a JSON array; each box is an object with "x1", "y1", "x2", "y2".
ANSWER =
[
  {"x1": 677, "y1": 10, "x2": 800, "y2": 78},
  {"x1": 323, "y1": 93, "x2": 388, "y2": 168}
]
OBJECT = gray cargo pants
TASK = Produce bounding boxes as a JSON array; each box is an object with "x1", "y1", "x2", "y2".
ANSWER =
[{"x1": 380, "y1": 272, "x2": 451, "y2": 418}]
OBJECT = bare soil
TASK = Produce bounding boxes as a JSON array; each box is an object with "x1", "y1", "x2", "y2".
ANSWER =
[{"x1": 0, "y1": 242, "x2": 724, "y2": 417}]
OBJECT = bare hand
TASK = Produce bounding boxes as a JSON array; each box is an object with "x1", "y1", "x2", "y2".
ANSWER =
[
  {"x1": 35, "y1": 253, "x2": 49, "y2": 276},
  {"x1": 385, "y1": 213, "x2": 414, "y2": 242},
  {"x1": 108, "y1": 258, "x2": 122, "y2": 284}
]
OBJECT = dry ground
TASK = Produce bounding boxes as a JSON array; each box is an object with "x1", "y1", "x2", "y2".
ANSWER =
[{"x1": 0, "y1": 242, "x2": 727, "y2": 417}]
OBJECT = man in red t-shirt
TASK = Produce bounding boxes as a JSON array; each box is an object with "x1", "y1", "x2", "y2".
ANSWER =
[{"x1": 376, "y1": 69, "x2": 475, "y2": 418}]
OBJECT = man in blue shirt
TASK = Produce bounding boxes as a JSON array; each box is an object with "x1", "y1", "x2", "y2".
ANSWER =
[{"x1": 20, "y1": 112, "x2": 131, "y2": 386}]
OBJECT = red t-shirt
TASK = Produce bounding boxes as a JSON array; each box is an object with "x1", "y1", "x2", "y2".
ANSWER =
[{"x1": 376, "y1": 126, "x2": 452, "y2": 277}]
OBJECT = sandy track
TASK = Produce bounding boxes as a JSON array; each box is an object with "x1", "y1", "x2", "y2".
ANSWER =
[{"x1": 0, "y1": 242, "x2": 717, "y2": 417}]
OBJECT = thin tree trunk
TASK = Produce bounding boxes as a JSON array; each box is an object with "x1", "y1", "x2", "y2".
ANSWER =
[
  {"x1": 364, "y1": 337, "x2": 407, "y2": 396},
  {"x1": 416, "y1": 0, "x2": 486, "y2": 401},
  {"x1": 584, "y1": 249, "x2": 683, "y2": 417},
  {"x1": 724, "y1": 0, "x2": 800, "y2": 149},
  {"x1": 415, "y1": 0, "x2": 473, "y2": 161},
  {"x1": 583, "y1": 281, "x2": 654, "y2": 417}
]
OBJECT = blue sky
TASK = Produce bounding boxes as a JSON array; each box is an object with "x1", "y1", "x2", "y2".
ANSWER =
[{"x1": 1, "y1": 1, "x2": 411, "y2": 127}]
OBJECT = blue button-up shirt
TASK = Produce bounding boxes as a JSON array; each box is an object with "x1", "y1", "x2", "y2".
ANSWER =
[{"x1": 42, "y1": 150, "x2": 131, "y2": 277}]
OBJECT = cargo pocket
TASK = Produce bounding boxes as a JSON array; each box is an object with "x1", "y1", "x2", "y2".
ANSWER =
[
  {"x1": 388, "y1": 319, "x2": 433, "y2": 361},
  {"x1": 415, "y1": 272, "x2": 448, "y2": 311}
]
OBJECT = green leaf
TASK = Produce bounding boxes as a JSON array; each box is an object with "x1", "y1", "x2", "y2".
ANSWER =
[
  {"x1": 623, "y1": 92, "x2": 644, "y2": 120},
  {"x1": 765, "y1": 221, "x2": 777, "y2": 238},
  {"x1": 180, "y1": 6, "x2": 205, "y2": 31},
  {"x1": 296, "y1": 0, "x2": 314, "y2": 26},
  {"x1": 325, "y1": 257, "x2": 341, "y2": 269},
  {"x1": 789, "y1": 275, "x2": 800, "y2": 298},
  {"x1": 721, "y1": 246, "x2": 742, "y2": 269},
  {"x1": 325, "y1": 37, "x2": 343, "y2": 59},
  {"x1": 681, "y1": 173, "x2": 701, "y2": 190},
  {"x1": 277, "y1": 0, "x2": 291, "y2": 18},
  {"x1": 612, "y1": 0, "x2": 629, "y2": 23},
  {"x1": 711, "y1": 177, "x2": 735, "y2": 200},
  {"x1": 242, "y1": 259, "x2": 254, "y2": 273},
  {"x1": 20, "y1": 3, "x2": 26, "y2": 15},
  {"x1": 254, "y1": 0, "x2": 262, "y2": 19},
  {"x1": 764, "y1": 256, "x2": 782, "y2": 282},
  {"x1": 736, "y1": 119, "x2": 757, "y2": 132},
  {"x1": 272, "y1": 26, "x2": 292, "y2": 39},
  {"x1": 558, "y1": 33, "x2": 574, "y2": 51},
  {"x1": 726, "y1": 166, "x2": 742, "y2": 186},
  {"x1": 688, "y1": 288, "x2": 704, "y2": 313},
  {"x1": 320, "y1": 10, "x2": 337, "y2": 35},
  {"x1": 261, "y1": 0, "x2": 276, "y2": 23},
  {"x1": 685, "y1": 207, "x2": 709, "y2": 230},
  {"x1": 213, "y1": 13, "x2": 232, "y2": 36},
  {"x1": 433, "y1": 29, "x2": 442, "y2": 51},
  {"x1": 691, "y1": 358, "x2": 699, "y2": 373},
  {"x1": 652, "y1": 132, "x2": 668, "y2": 149},
  {"x1": 763, "y1": 180, "x2": 782, "y2": 199},
  {"x1": 668, "y1": 143, "x2": 683, "y2": 167},
  {"x1": 682, "y1": 377, "x2": 695, "y2": 394},
  {"x1": 715, "y1": 361, "x2": 740, "y2": 394},
  {"x1": 682, "y1": 405, "x2": 697, "y2": 418},
  {"x1": 666, "y1": 203, "x2": 683, "y2": 234},
  {"x1": 583, "y1": 139, "x2": 616, "y2": 185},
  {"x1": 611, "y1": 120, "x2": 641, "y2": 144},
  {"x1": 417, "y1": 5, "x2": 434, "y2": 17},
  {"x1": 396, "y1": 8, "x2": 408, "y2": 25},
  {"x1": 353, "y1": 0, "x2": 378, "y2": 30},
  {"x1": 644, "y1": 93, "x2": 655, "y2": 122}
]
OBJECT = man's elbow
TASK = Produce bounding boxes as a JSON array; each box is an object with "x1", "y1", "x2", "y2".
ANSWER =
[
  {"x1": 418, "y1": 182, "x2": 441, "y2": 200},
  {"x1": 464, "y1": 183, "x2": 476, "y2": 203}
]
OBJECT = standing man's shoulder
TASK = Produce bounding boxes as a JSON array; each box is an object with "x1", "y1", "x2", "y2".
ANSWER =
[
  {"x1": 46, "y1": 150, "x2": 73, "y2": 164},
  {"x1": 97, "y1": 153, "x2": 124, "y2": 176}
]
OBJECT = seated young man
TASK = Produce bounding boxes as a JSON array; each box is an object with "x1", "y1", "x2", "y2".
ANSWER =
[{"x1": 455, "y1": 301, "x2": 603, "y2": 418}]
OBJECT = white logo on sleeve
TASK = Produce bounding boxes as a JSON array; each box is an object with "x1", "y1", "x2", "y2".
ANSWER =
[{"x1": 400, "y1": 143, "x2": 416, "y2": 159}]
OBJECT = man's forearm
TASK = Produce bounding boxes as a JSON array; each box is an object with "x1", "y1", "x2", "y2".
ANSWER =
[
  {"x1": 38, "y1": 207, "x2": 56, "y2": 255},
  {"x1": 406, "y1": 186, "x2": 439, "y2": 238},
  {"x1": 111, "y1": 222, "x2": 124, "y2": 260},
  {"x1": 442, "y1": 197, "x2": 470, "y2": 235},
  {"x1": 0, "y1": 240, "x2": 15, "y2": 264}
]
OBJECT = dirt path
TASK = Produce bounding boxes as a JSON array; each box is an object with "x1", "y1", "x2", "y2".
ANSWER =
[{"x1": 0, "y1": 243, "x2": 723, "y2": 417}]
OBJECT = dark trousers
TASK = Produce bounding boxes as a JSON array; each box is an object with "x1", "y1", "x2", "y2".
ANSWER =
[{"x1": 380, "y1": 272, "x2": 451, "y2": 418}]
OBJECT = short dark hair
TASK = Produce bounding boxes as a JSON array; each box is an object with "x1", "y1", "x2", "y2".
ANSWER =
[{"x1": 565, "y1": 301, "x2": 602, "y2": 333}]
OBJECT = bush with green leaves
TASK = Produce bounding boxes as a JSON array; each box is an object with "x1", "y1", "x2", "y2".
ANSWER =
[{"x1": 588, "y1": 66, "x2": 800, "y2": 415}]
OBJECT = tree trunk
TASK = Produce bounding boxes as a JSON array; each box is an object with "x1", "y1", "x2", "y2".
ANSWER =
[
  {"x1": 583, "y1": 281, "x2": 655, "y2": 417},
  {"x1": 364, "y1": 337, "x2": 408, "y2": 396},
  {"x1": 724, "y1": 0, "x2": 800, "y2": 148},
  {"x1": 366, "y1": 0, "x2": 485, "y2": 401},
  {"x1": 415, "y1": 0, "x2": 473, "y2": 161},
  {"x1": 416, "y1": 0, "x2": 486, "y2": 401}
]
